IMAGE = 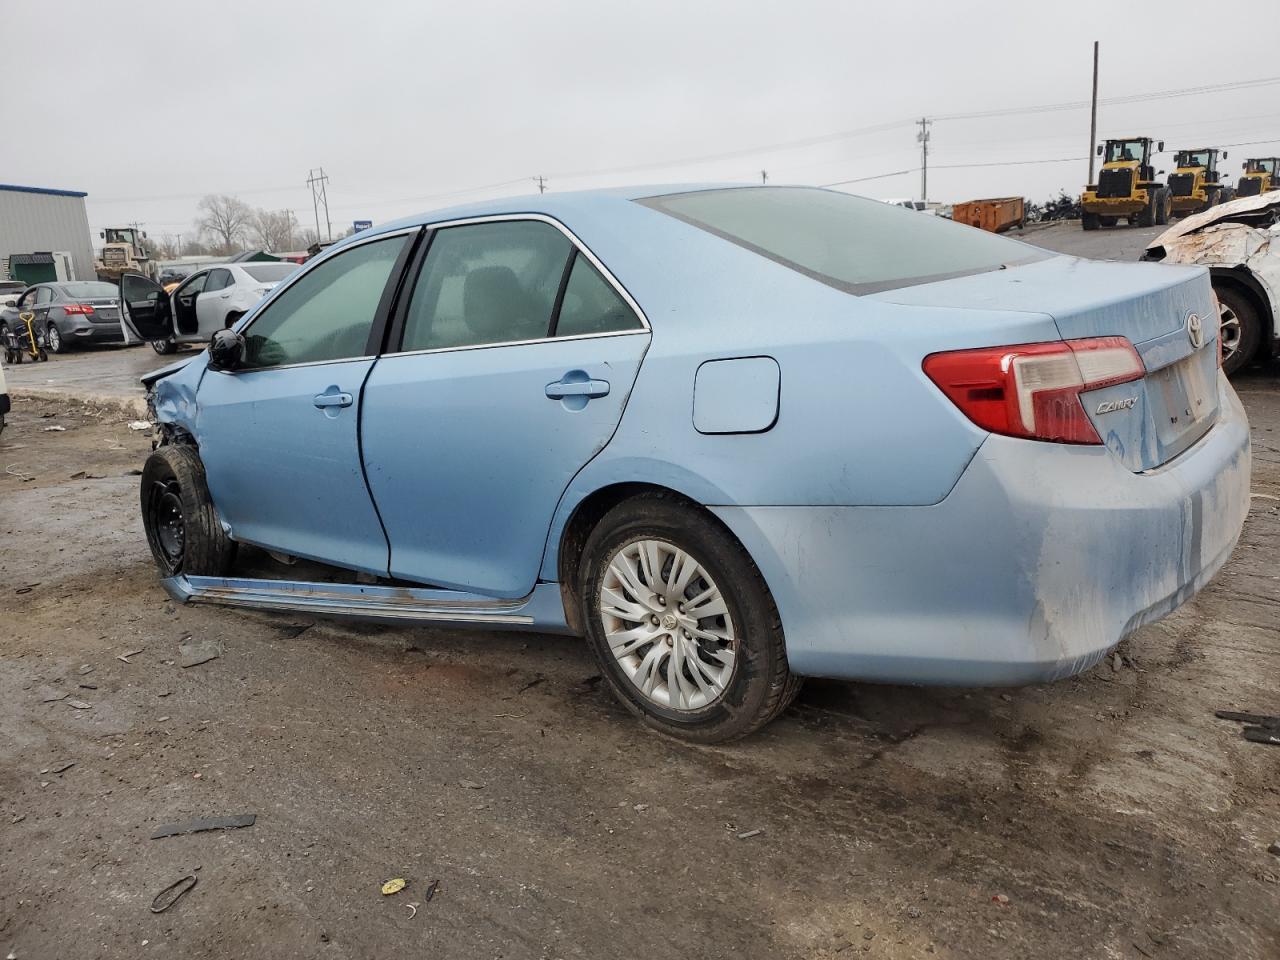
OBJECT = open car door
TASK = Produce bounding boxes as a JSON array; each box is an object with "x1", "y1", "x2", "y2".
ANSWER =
[{"x1": 119, "y1": 273, "x2": 173, "y2": 342}]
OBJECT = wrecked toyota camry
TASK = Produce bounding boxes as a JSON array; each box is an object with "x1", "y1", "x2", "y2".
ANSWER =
[
  {"x1": 125, "y1": 185, "x2": 1251, "y2": 742},
  {"x1": 1143, "y1": 189, "x2": 1280, "y2": 375}
]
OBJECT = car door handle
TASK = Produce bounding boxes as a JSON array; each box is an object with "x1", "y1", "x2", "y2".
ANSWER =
[
  {"x1": 313, "y1": 391, "x2": 353, "y2": 408},
  {"x1": 219, "y1": 293, "x2": 231, "y2": 299},
  {"x1": 545, "y1": 378, "x2": 610, "y2": 399}
]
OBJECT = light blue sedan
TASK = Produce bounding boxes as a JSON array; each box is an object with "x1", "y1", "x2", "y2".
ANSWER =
[{"x1": 124, "y1": 186, "x2": 1251, "y2": 742}]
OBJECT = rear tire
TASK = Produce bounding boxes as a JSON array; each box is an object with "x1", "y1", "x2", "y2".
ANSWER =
[
  {"x1": 578, "y1": 493, "x2": 801, "y2": 743},
  {"x1": 1081, "y1": 212, "x2": 1100, "y2": 231},
  {"x1": 1215, "y1": 285, "x2": 1261, "y2": 377},
  {"x1": 140, "y1": 445, "x2": 236, "y2": 577},
  {"x1": 46, "y1": 323, "x2": 67, "y2": 354},
  {"x1": 150, "y1": 338, "x2": 177, "y2": 355},
  {"x1": 1155, "y1": 188, "x2": 1171, "y2": 226}
]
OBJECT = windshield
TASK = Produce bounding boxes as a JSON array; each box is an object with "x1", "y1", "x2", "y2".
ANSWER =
[
  {"x1": 1245, "y1": 159, "x2": 1279, "y2": 175},
  {"x1": 242, "y1": 263, "x2": 300, "y2": 283},
  {"x1": 1176, "y1": 150, "x2": 1211, "y2": 168},
  {"x1": 62, "y1": 282, "x2": 119, "y2": 299},
  {"x1": 1105, "y1": 140, "x2": 1148, "y2": 163},
  {"x1": 639, "y1": 186, "x2": 1043, "y2": 295}
]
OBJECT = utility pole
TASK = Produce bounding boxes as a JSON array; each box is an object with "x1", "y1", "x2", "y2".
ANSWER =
[
  {"x1": 176, "y1": 233, "x2": 182, "y2": 257},
  {"x1": 534, "y1": 175, "x2": 548, "y2": 194},
  {"x1": 306, "y1": 168, "x2": 332, "y2": 242},
  {"x1": 1087, "y1": 41, "x2": 1100, "y2": 184},
  {"x1": 761, "y1": 170, "x2": 768, "y2": 184},
  {"x1": 916, "y1": 118, "x2": 931, "y2": 204}
]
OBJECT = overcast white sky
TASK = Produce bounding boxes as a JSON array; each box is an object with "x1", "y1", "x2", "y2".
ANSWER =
[{"x1": 5, "y1": 0, "x2": 1279, "y2": 245}]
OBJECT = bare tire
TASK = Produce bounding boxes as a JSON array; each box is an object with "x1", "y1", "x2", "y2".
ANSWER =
[
  {"x1": 1215, "y1": 285, "x2": 1261, "y2": 377},
  {"x1": 1138, "y1": 191, "x2": 1158, "y2": 227},
  {"x1": 1156, "y1": 188, "x2": 1171, "y2": 226},
  {"x1": 578, "y1": 493, "x2": 801, "y2": 743},
  {"x1": 151, "y1": 338, "x2": 177, "y2": 355},
  {"x1": 140, "y1": 445, "x2": 235, "y2": 577}
]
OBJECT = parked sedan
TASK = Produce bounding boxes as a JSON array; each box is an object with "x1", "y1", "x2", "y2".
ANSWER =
[
  {"x1": 128, "y1": 185, "x2": 1250, "y2": 742},
  {"x1": 1142, "y1": 189, "x2": 1280, "y2": 375},
  {"x1": 0, "y1": 281, "x2": 124, "y2": 352},
  {"x1": 127, "y1": 261, "x2": 300, "y2": 355}
]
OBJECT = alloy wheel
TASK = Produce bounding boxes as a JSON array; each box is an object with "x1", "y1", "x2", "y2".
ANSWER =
[
  {"x1": 599, "y1": 538, "x2": 737, "y2": 712},
  {"x1": 1218, "y1": 301, "x2": 1241, "y2": 364},
  {"x1": 46, "y1": 324, "x2": 62, "y2": 352}
]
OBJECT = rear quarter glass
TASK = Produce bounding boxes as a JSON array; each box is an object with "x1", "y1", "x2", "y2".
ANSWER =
[{"x1": 639, "y1": 186, "x2": 1047, "y2": 295}]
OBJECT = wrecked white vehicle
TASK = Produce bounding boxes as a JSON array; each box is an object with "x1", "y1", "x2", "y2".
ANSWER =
[{"x1": 1144, "y1": 190, "x2": 1280, "y2": 375}]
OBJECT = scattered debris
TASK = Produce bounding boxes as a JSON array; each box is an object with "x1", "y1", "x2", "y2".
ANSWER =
[
  {"x1": 1215, "y1": 709, "x2": 1280, "y2": 746},
  {"x1": 67, "y1": 699, "x2": 92, "y2": 710},
  {"x1": 41, "y1": 692, "x2": 70, "y2": 703},
  {"x1": 633, "y1": 803, "x2": 649, "y2": 812},
  {"x1": 1252, "y1": 492, "x2": 1280, "y2": 502},
  {"x1": 116, "y1": 648, "x2": 145, "y2": 663},
  {"x1": 150, "y1": 814, "x2": 256, "y2": 839},
  {"x1": 77, "y1": 664, "x2": 94, "y2": 675},
  {"x1": 458, "y1": 779, "x2": 484, "y2": 790},
  {"x1": 150, "y1": 874, "x2": 198, "y2": 913},
  {"x1": 992, "y1": 894, "x2": 1010, "y2": 905},
  {"x1": 405, "y1": 902, "x2": 418, "y2": 920},
  {"x1": 493, "y1": 713, "x2": 525, "y2": 719},
  {"x1": 39, "y1": 762, "x2": 75, "y2": 775},
  {"x1": 1267, "y1": 841, "x2": 1280, "y2": 858},
  {"x1": 736, "y1": 829, "x2": 763, "y2": 840},
  {"x1": 5, "y1": 463, "x2": 34, "y2": 482},
  {"x1": 69, "y1": 471, "x2": 105, "y2": 480},
  {"x1": 127, "y1": 420, "x2": 153, "y2": 431},
  {"x1": 78, "y1": 683, "x2": 97, "y2": 690},
  {"x1": 1111, "y1": 652, "x2": 1124, "y2": 672},
  {"x1": 12, "y1": 814, "x2": 26, "y2": 824},
  {"x1": 424, "y1": 879, "x2": 439, "y2": 902},
  {"x1": 43, "y1": 425, "x2": 66, "y2": 432},
  {"x1": 179, "y1": 637, "x2": 223, "y2": 668},
  {"x1": 517, "y1": 675, "x2": 546, "y2": 694},
  {"x1": 381, "y1": 878, "x2": 406, "y2": 896}
]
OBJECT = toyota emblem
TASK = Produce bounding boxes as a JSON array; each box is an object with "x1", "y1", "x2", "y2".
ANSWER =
[{"x1": 1187, "y1": 312, "x2": 1204, "y2": 349}]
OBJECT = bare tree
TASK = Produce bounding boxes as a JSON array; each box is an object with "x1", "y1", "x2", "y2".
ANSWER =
[
  {"x1": 249, "y1": 208, "x2": 299, "y2": 252},
  {"x1": 196, "y1": 194, "x2": 253, "y2": 254}
]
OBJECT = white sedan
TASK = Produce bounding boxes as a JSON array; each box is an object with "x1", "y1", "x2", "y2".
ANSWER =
[{"x1": 142, "y1": 262, "x2": 300, "y2": 355}]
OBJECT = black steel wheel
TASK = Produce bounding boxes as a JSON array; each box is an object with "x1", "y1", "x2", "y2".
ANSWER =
[{"x1": 140, "y1": 445, "x2": 235, "y2": 577}]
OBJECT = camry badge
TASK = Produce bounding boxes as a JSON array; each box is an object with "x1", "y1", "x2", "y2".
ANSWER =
[
  {"x1": 1187, "y1": 312, "x2": 1204, "y2": 349},
  {"x1": 1096, "y1": 397, "x2": 1138, "y2": 415}
]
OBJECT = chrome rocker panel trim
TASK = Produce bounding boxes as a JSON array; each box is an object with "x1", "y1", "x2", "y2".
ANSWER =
[{"x1": 163, "y1": 575, "x2": 574, "y2": 632}]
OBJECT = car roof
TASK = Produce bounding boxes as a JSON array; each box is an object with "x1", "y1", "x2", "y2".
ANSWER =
[{"x1": 348, "y1": 183, "x2": 742, "y2": 242}]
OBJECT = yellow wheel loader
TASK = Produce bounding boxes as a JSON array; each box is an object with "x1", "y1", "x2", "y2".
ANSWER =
[
  {"x1": 1167, "y1": 148, "x2": 1231, "y2": 216},
  {"x1": 1080, "y1": 137, "x2": 1170, "y2": 230},
  {"x1": 1237, "y1": 158, "x2": 1280, "y2": 198}
]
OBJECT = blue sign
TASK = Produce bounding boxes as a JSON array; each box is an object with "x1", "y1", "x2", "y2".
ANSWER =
[{"x1": 353, "y1": 220, "x2": 373, "y2": 232}]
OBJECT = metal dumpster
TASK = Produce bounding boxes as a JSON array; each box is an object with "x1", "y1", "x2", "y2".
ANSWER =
[{"x1": 952, "y1": 197, "x2": 1025, "y2": 234}]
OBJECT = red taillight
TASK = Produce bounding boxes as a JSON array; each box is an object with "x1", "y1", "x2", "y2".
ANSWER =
[
  {"x1": 63, "y1": 303, "x2": 94, "y2": 315},
  {"x1": 923, "y1": 337, "x2": 1145, "y2": 444}
]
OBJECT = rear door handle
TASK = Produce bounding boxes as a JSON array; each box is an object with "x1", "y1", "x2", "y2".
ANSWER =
[
  {"x1": 545, "y1": 378, "x2": 610, "y2": 399},
  {"x1": 313, "y1": 391, "x2": 353, "y2": 408}
]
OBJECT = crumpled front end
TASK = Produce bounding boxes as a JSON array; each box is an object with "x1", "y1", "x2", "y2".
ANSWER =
[{"x1": 144, "y1": 353, "x2": 207, "y2": 442}]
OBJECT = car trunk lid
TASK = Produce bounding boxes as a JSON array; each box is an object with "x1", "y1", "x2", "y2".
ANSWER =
[{"x1": 876, "y1": 255, "x2": 1220, "y2": 471}]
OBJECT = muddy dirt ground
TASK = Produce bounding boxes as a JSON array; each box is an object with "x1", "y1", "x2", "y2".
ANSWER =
[{"x1": 2, "y1": 378, "x2": 1278, "y2": 960}]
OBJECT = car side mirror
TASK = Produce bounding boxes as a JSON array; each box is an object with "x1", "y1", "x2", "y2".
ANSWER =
[
  {"x1": 208, "y1": 329, "x2": 246, "y2": 371},
  {"x1": 1157, "y1": 170, "x2": 1166, "y2": 176},
  {"x1": 1222, "y1": 151, "x2": 1228, "y2": 160},
  {"x1": 1096, "y1": 145, "x2": 1103, "y2": 156},
  {"x1": 1157, "y1": 141, "x2": 1164, "y2": 152}
]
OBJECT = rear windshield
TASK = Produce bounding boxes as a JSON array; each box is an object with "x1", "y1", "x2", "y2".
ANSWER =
[
  {"x1": 639, "y1": 186, "x2": 1044, "y2": 295},
  {"x1": 242, "y1": 263, "x2": 299, "y2": 283},
  {"x1": 61, "y1": 282, "x2": 119, "y2": 299}
]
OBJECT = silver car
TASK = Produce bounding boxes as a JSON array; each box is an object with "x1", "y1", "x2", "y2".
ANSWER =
[{"x1": 0, "y1": 281, "x2": 124, "y2": 353}]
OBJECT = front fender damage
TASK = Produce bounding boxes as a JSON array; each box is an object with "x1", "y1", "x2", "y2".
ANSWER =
[{"x1": 144, "y1": 355, "x2": 206, "y2": 444}]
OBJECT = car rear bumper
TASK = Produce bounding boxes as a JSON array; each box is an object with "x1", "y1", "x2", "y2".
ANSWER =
[
  {"x1": 712, "y1": 375, "x2": 1251, "y2": 685},
  {"x1": 68, "y1": 320, "x2": 125, "y2": 342}
]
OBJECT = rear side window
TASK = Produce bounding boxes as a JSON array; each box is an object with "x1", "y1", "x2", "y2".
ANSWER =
[
  {"x1": 241, "y1": 235, "x2": 407, "y2": 369},
  {"x1": 640, "y1": 186, "x2": 1045, "y2": 295},
  {"x1": 554, "y1": 254, "x2": 642, "y2": 337},
  {"x1": 401, "y1": 221, "x2": 572, "y2": 351},
  {"x1": 205, "y1": 269, "x2": 232, "y2": 291}
]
